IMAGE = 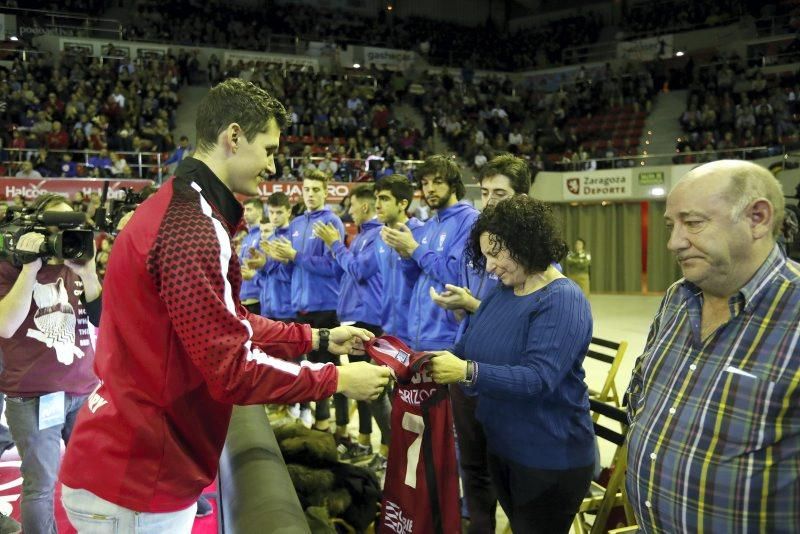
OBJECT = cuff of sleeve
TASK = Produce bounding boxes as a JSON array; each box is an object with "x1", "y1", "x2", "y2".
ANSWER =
[
  {"x1": 293, "y1": 251, "x2": 304, "y2": 266},
  {"x1": 80, "y1": 292, "x2": 102, "y2": 327},
  {"x1": 331, "y1": 241, "x2": 346, "y2": 256},
  {"x1": 410, "y1": 244, "x2": 428, "y2": 262},
  {"x1": 300, "y1": 323, "x2": 314, "y2": 354}
]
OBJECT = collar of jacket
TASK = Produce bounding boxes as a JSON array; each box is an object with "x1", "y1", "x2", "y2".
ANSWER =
[{"x1": 175, "y1": 157, "x2": 243, "y2": 233}]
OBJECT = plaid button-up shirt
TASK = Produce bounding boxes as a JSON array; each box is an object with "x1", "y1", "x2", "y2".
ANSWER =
[{"x1": 626, "y1": 245, "x2": 800, "y2": 533}]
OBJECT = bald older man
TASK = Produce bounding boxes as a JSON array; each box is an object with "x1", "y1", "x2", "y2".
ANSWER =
[{"x1": 625, "y1": 160, "x2": 799, "y2": 532}]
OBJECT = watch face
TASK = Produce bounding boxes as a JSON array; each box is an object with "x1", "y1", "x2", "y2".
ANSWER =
[{"x1": 370, "y1": 339, "x2": 410, "y2": 365}]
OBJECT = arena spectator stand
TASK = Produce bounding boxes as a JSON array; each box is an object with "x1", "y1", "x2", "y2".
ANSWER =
[
  {"x1": 677, "y1": 53, "x2": 800, "y2": 161},
  {"x1": 0, "y1": 43, "x2": 188, "y2": 178}
]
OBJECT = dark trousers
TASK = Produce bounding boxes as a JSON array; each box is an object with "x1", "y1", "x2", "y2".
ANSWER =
[
  {"x1": 450, "y1": 384, "x2": 496, "y2": 533},
  {"x1": 487, "y1": 453, "x2": 593, "y2": 534},
  {"x1": 294, "y1": 310, "x2": 339, "y2": 423},
  {"x1": 243, "y1": 302, "x2": 261, "y2": 315}
]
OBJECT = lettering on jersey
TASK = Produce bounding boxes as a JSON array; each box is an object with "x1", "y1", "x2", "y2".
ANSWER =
[
  {"x1": 87, "y1": 383, "x2": 108, "y2": 414},
  {"x1": 292, "y1": 230, "x2": 300, "y2": 238},
  {"x1": 398, "y1": 386, "x2": 438, "y2": 407},
  {"x1": 384, "y1": 500, "x2": 413, "y2": 534},
  {"x1": 409, "y1": 367, "x2": 433, "y2": 384},
  {"x1": 421, "y1": 236, "x2": 429, "y2": 245},
  {"x1": 26, "y1": 278, "x2": 85, "y2": 365}
]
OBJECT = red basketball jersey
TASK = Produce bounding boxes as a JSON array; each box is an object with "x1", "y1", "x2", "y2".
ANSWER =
[{"x1": 379, "y1": 370, "x2": 461, "y2": 534}]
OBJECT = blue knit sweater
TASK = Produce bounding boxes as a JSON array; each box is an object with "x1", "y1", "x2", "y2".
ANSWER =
[{"x1": 454, "y1": 278, "x2": 595, "y2": 470}]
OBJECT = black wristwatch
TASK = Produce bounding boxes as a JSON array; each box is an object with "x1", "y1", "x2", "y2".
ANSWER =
[{"x1": 318, "y1": 328, "x2": 330, "y2": 354}]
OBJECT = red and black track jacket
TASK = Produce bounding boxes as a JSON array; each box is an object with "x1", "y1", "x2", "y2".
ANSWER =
[{"x1": 61, "y1": 158, "x2": 338, "y2": 513}]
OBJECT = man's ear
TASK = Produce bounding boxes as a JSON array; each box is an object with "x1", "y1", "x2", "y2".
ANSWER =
[
  {"x1": 747, "y1": 198, "x2": 774, "y2": 240},
  {"x1": 221, "y1": 123, "x2": 243, "y2": 153}
]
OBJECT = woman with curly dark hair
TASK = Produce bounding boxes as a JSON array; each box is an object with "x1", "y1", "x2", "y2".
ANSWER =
[{"x1": 428, "y1": 195, "x2": 595, "y2": 533}]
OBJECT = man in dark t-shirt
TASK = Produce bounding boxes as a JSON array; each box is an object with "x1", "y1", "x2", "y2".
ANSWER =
[{"x1": 0, "y1": 193, "x2": 102, "y2": 533}]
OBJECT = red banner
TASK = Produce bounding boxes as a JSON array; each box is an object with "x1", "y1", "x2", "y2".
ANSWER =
[
  {"x1": 256, "y1": 181, "x2": 359, "y2": 203},
  {"x1": 1, "y1": 178, "x2": 155, "y2": 202},
  {"x1": 1, "y1": 178, "x2": 363, "y2": 204}
]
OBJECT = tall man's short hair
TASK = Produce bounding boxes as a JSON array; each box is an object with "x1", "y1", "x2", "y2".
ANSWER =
[{"x1": 195, "y1": 78, "x2": 291, "y2": 153}]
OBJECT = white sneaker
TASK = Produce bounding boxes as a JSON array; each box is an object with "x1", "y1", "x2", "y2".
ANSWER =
[
  {"x1": 299, "y1": 408, "x2": 314, "y2": 428},
  {"x1": 288, "y1": 404, "x2": 301, "y2": 419}
]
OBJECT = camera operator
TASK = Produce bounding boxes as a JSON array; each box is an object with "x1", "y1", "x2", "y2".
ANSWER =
[{"x1": 0, "y1": 193, "x2": 101, "y2": 533}]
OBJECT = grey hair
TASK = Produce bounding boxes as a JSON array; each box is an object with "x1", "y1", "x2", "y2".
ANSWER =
[{"x1": 723, "y1": 162, "x2": 785, "y2": 238}]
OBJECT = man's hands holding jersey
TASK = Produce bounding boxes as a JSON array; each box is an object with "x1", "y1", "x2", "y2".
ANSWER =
[{"x1": 321, "y1": 325, "x2": 391, "y2": 401}]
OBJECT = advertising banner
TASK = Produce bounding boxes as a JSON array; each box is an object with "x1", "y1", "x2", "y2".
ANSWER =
[
  {"x1": 562, "y1": 169, "x2": 633, "y2": 200},
  {"x1": 1, "y1": 178, "x2": 155, "y2": 202}
]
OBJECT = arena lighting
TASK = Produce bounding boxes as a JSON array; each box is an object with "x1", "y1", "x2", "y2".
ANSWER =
[
  {"x1": 676, "y1": 51, "x2": 685, "y2": 57},
  {"x1": 651, "y1": 187, "x2": 666, "y2": 196},
  {"x1": 353, "y1": 63, "x2": 361, "y2": 69},
  {"x1": 9, "y1": 36, "x2": 18, "y2": 41}
]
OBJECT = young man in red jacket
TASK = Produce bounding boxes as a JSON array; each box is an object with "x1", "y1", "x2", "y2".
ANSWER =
[{"x1": 59, "y1": 78, "x2": 390, "y2": 530}]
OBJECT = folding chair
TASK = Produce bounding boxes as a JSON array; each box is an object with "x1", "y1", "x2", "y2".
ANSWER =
[
  {"x1": 573, "y1": 400, "x2": 636, "y2": 534},
  {"x1": 586, "y1": 337, "x2": 628, "y2": 411}
]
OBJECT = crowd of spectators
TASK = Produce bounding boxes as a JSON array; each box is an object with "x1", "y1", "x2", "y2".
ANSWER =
[
  {"x1": 1, "y1": 44, "x2": 661, "y2": 180},
  {"x1": 677, "y1": 52, "x2": 800, "y2": 161},
  {"x1": 620, "y1": 0, "x2": 747, "y2": 36},
  {"x1": 418, "y1": 62, "x2": 657, "y2": 172},
  {"x1": 219, "y1": 61, "x2": 427, "y2": 182},
  {"x1": 125, "y1": 0, "x2": 601, "y2": 71},
  {"x1": 0, "y1": 44, "x2": 191, "y2": 177}
]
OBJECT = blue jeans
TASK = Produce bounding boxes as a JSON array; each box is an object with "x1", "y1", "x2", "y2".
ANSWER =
[
  {"x1": 4, "y1": 392, "x2": 87, "y2": 534},
  {"x1": 0, "y1": 395, "x2": 15, "y2": 456},
  {"x1": 62, "y1": 485, "x2": 197, "y2": 533}
]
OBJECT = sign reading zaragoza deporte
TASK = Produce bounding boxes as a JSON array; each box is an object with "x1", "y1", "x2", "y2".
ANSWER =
[{"x1": 563, "y1": 170, "x2": 633, "y2": 200}]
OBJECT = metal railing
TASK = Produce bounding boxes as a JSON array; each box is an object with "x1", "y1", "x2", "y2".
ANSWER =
[
  {"x1": 1, "y1": 148, "x2": 426, "y2": 183},
  {"x1": 3, "y1": 6, "x2": 124, "y2": 40},
  {"x1": 2, "y1": 148, "x2": 164, "y2": 181},
  {"x1": 550, "y1": 145, "x2": 785, "y2": 171},
  {"x1": 560, "y1": 40, "x2": 618, "y2": 66},
  {"x1": 754, "y1": 15, "x2": 794, "y2": 38}
]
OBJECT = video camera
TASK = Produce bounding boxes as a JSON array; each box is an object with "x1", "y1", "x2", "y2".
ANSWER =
[
  {"x1": 93, "y1": 186, "x2": 150, "y2": 234},
  {"x1": 0, "y1": 207, "x2": 94, "y2": 265}
]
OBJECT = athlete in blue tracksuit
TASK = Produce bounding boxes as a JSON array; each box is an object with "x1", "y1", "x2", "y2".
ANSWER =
[
  {"x1": 258, "y1": 224, "x2": 294, "y2": 320},
  {"x1": 269, "y1": 173, "x2": 345, "y2": 429},
  {"x1": 381, "y1": 157, "x2": 479, "y2": 352},
  {"x1": 375, "y1": 218, "x2": 424, "y2": 345},
  {"x1": 316, "y1": 186, "x2": 391, "y2": 456},
  {"x1": 238, "y1": 199, "x2": 264, "y2": 312},
  {"x1": 332, "y1": 217, "x2": 384, "y2": 326},
  {"x1": 400, "y1": 202, "x2": 478, "y2": 350},
  {"x1": 285, "y1": 206, "x2": 345, "y2": 314}
]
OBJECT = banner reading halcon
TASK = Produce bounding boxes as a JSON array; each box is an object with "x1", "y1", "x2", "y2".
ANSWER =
[{"x1": 562, "y1": 169, "x2": 633, "y2": 200}]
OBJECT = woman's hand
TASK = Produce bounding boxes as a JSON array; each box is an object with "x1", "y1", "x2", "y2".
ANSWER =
[{"x1": 429, "y1": 351, "x2": 468, "y2": 384}]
